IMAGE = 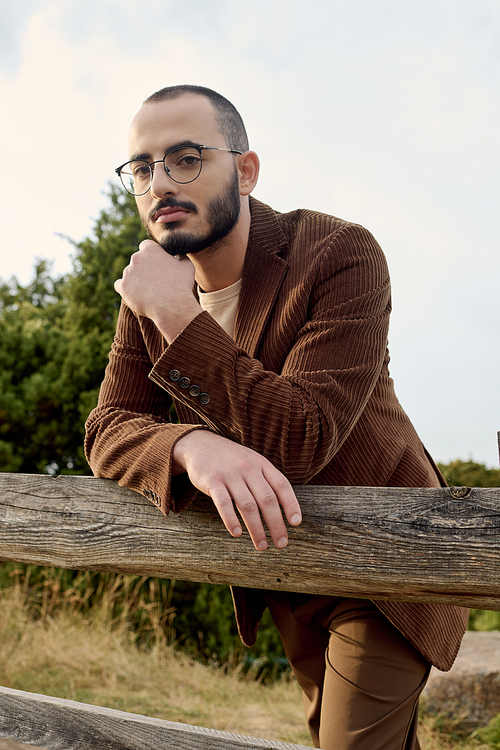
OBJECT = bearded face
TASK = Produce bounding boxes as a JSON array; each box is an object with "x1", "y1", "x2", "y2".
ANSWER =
[{"x1": 141, "y1": 167, "x2": 241, "y2": 257}]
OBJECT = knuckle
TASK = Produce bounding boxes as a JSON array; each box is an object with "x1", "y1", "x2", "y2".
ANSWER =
[
  {"x1": 238, "y1": 499, "x2": 258, "y2": 516},
  {"x1": 212, "y1": 495, "x2": 230, "y2": 510},
  {"x1": 274, "y1": 474, "x2": 291, "y2": 491},
  {"x1": 235, "y1": 456, "x2": 253, "y2": 473},
  {"x1": 207, "y1": 483, "x2": 229, "y2": 504},
  {"x1": 260, "y1": 491, "x2": 278, "y2": 508}
]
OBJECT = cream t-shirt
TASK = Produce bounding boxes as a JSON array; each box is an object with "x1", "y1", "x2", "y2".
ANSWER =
[{"x1": 198, "y1": 278, "x2": 242, "y2": 340}]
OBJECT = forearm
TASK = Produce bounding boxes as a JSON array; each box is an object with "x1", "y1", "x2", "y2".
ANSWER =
[
  {"x1": 84, "y1": 303, "x2": 208, "y2": 514},
  {"x1": 85, "y1": 403, "x2": 207, "y2": 514},
  {"x1": 149, "y1": 305, "x2": 389, "y2": 483}
]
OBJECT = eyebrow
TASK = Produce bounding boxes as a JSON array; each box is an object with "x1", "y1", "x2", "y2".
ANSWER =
[{"x1": 129, "y1": 140, "x2": 202, "y2": 162}]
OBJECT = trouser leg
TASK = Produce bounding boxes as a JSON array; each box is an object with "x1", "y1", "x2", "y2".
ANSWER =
[{"x1": 264, "y1": 593, "x2": 431, "y2": 750}]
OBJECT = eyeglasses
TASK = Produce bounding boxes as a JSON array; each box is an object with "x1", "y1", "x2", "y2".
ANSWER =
[{"x1": 115, "y1": 143, "x2": 242, "y2": 196}]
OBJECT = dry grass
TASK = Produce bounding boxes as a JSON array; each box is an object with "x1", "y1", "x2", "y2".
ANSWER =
[
  {"x1": 0, "y1": 584, "x2": 493, "y2": 748},
  {"x1": 418, "y1": 714, "x2": 492, "y2": 750},
  {"x1": 0, "y1": 585, "x2": 312, "y2": 746}
]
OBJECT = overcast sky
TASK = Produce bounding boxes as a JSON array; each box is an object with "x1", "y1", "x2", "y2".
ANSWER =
[{"x1": 1, "y1": 0, "x2": 499, "y2": 467}]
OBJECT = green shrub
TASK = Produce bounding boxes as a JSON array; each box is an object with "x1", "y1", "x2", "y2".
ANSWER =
[{"x1": 472, "y1": 713, "x2": 500, "y2": 748}]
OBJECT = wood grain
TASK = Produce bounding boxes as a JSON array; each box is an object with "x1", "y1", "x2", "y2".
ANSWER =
[
  {"x1": 0, "y1": 686, "x2": 311, "y2": 750},
  {"x1": 0, "y1": 473, "x2": 499, "y2": 609}
]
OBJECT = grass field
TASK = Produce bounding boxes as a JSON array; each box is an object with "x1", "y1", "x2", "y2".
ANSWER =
[{"x1": 0, "y1": 581, "x2": 495, "y2": 749}]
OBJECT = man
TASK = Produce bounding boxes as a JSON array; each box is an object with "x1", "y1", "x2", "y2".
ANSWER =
[{"x1": 85, "y1": 85, "x2": 468, "y2": 749}]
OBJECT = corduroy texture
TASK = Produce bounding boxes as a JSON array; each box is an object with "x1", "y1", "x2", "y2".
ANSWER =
[{"x1": 85, "y1": 197, "x2": 468, "y2": 672}]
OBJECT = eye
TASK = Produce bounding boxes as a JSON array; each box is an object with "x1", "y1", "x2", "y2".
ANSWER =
[
  {"x1": 165, "y1": 147, "x2": 202, "y2": 172},
  {"x1": 175, "y1": 152, "x2": 202, "y2": 169},
  {"x1": 121, "y1": 160, "x2": 151, "y2": 181},
  {"x1": 131, "y1": 162, "x2": 151, "y2": 179}
]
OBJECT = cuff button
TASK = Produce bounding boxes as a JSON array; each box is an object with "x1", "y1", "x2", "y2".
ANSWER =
[
  {"x1": 168, "y1": 369, "x2": 181, "y2": 382},
  {"x1": 188, "y1": 384, "x2": 201, "y2": 397},
  {"x1": 199, "y1": 392, "x2": 210, "y2": 405},
  {"x1": 179, "y1": 376, "x2": 191, "y2": 389}
]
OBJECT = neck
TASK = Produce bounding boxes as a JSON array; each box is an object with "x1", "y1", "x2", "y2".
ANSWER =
[{"x1": 190, "y1": 199, "x2": 251, "y2": 293}]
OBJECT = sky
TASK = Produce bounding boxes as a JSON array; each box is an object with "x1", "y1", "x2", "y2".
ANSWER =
[{"x1": 1, "y1": 0, "x2": 499, "y2": 467}]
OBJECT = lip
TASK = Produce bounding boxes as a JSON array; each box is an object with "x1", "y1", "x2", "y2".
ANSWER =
[{"x1": 154, "y1": 207, "x2": 190, "y2": 223}]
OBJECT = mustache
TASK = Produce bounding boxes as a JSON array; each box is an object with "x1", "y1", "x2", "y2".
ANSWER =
[{"x1": 148, "y1": 197, "x2": 198, "y2": 222}]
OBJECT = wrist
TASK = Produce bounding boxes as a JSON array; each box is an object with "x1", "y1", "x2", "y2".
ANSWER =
[
  {"x1": 154, "y1": 302, "x2": 202, "y2": 344},
  {"x1": 172, "y1": 429, "x2": 203, "y2": 475}
]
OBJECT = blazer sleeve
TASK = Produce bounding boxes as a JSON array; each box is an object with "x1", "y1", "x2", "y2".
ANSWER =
[
  {"x1": 84, "y1": 302, "x2": 207, "y2": 515},
  {"x1": 148, "y1": 223, "x2": 392, "y2": 485}
]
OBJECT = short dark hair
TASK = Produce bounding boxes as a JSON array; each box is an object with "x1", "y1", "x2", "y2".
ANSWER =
[{"x1": 144, "y1": 85, "x2": 249, "y2": 152}]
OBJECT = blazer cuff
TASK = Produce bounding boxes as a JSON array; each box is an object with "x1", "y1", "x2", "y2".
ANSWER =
[{"x1": 148, "y1": 311, "x2": 242, "y2": 434}]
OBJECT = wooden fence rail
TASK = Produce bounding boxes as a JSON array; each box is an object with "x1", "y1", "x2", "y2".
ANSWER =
[
  {"x1": 1, "y1": 473, "x2": 500, "y2": 610},
  {"x1": 1, "y1": 471, "x2": 500, "y2": 749},
  {"x1": 0, "y1": 686, "x2": 312, "y2": 750}
]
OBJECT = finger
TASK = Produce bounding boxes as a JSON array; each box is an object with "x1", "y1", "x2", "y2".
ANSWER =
[
  {"x1": 208, "y1": 484, "x2": 243, "y2": 539},
  {"x1": 230, "y1": 481, "x2": 270, "y2": 551},
  {"x1": 262, "y1": 465, "x2": 302, "y2": 527},
  {"x1": 242, "y1": 474, "x2": 291, "y2": 549}
]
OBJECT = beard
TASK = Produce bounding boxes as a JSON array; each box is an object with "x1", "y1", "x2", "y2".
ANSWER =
[{"x1": 143, "y1": 168, "x2": 241, "y2": 257}]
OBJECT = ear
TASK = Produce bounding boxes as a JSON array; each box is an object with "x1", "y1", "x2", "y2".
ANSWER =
[{"x1": 237, "y1": 151, "x2": 260, "y2": 196}]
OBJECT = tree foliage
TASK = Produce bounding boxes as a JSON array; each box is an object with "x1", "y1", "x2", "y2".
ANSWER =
[
  {"x1": 438, "y1": 459, "x2": 500, "y2": 488},
  {"x1": 0, "y1": 186, "x2": 145, "y2": 474}
]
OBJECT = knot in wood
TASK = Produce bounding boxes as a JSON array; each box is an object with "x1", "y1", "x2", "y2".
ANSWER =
[{"x1": 449, "y1": 486, "x2": 472, "y2": 500}]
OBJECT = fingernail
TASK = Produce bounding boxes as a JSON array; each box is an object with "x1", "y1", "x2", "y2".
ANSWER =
[
  {"x1": 257, "y1": 540, "x2": 268, "y2": 551},
  {"x1": 291, "y1": 513, "x2": 302, "y2": 525},
  {"x1": 277, "y1": 536, "x2": 288, "y2": 548},
  {"x1": 233, "y1": 526, "x2": 242, "y2": 537}
]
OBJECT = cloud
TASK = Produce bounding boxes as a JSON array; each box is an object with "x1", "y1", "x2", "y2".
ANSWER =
[{"x1": 0, "y1": 0, "x2": 47, "y2": 75}]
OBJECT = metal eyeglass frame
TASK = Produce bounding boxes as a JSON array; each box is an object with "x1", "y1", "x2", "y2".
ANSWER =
[{"x1": 115, "y1": 143, "x2": 243, "y2": 196}]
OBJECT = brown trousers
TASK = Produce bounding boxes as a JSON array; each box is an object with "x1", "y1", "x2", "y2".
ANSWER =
[{"x1": 264, "y1": 593, "x2": 431, "y2": 750}]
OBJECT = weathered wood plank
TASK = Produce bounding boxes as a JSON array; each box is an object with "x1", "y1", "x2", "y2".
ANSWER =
[
  {"x1": 0, "y1": 473, "x2": 500, "y2": 609},
  {"x1": 0, "y1": 686, "x2": 311, "y2": 750}
]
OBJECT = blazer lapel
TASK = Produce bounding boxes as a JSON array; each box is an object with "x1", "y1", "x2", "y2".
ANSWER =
[{"x1": 234, "y1": 199, "x2": 289, "y2": 358}]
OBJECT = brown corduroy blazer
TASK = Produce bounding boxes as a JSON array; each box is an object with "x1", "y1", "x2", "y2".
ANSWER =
[{"x1": 85, "y1": 197, "x2": 468, "y2": 671}]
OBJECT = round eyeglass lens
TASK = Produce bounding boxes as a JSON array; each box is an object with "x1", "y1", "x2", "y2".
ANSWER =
[
  {"x1": 165, "y1": 146, "x2": 203, "y2": 184},
  {"x1": 120, "y1": 160, "x2": 152, "y2": 196}
]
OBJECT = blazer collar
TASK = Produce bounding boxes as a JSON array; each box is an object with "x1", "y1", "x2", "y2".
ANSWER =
[{"x1": 234, "y1": 198, "x2": 289, "y2": 357}]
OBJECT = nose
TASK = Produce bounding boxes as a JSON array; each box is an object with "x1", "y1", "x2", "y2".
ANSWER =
[{"x1": 150, "y1": 162, "x2": 179, "y2": 200}]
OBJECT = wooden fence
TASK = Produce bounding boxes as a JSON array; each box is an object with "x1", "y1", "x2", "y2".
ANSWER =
[{"x1": 0, "y1": 470, "x2": 500, "y2": 749}]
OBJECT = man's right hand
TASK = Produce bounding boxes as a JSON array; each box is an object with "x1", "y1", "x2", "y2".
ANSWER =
[
  {"x1": 114, "y1": 241, "x2": 201, "y2": 343},
  {"x1": 172, "y1": 431, "x2": 302, "y2": 551}
]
